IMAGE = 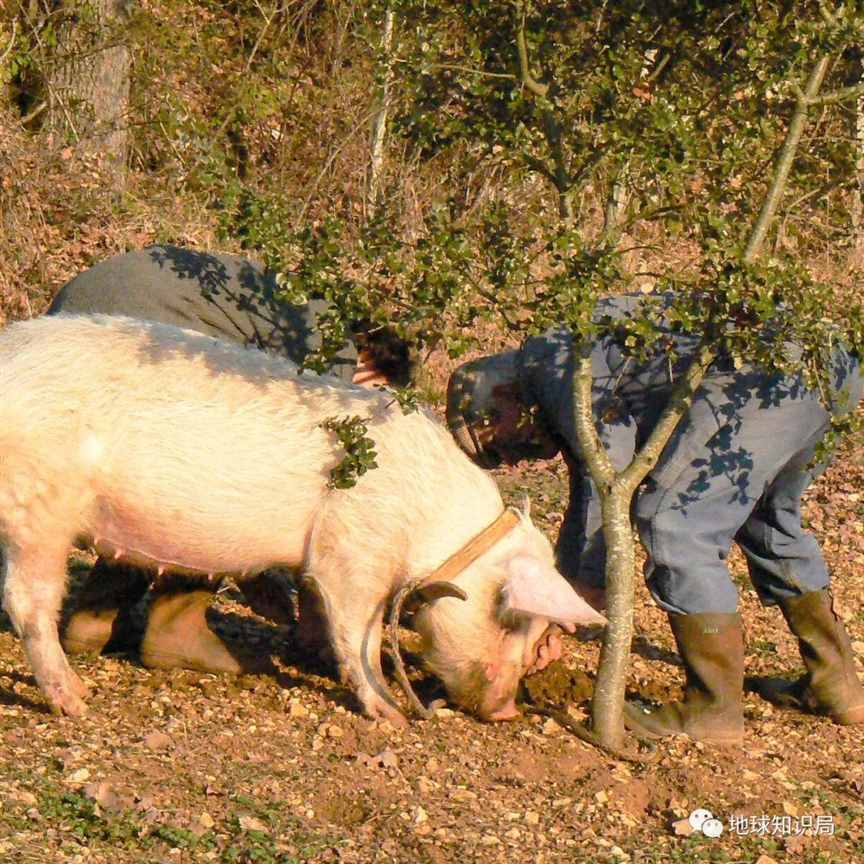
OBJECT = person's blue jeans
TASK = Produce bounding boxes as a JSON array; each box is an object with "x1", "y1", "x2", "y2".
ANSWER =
[{"x1": 635, "y1": 366, "x2": 860, "y2": 614}]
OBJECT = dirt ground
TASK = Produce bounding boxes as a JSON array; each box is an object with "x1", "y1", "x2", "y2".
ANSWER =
[{"x1": 0, "y1": 439, "x2": 862, "y2": 864}]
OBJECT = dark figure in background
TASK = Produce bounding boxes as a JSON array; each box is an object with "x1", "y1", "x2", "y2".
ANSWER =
[
  {"x1": 50, "y1": 245, "x2": 414, "y2": 676},
  {"x1": 446, "y1": 294, "x2": 864, "y2": 743}
]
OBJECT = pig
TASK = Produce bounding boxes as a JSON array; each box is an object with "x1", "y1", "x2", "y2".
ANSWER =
[{"x1": 0, "y1": 314, "x2": 604, "y2": 723}]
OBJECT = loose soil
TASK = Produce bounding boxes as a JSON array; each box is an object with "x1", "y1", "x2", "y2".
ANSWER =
[{"x1": 0, "y1": 440, "x2": 862, "y2": 864}]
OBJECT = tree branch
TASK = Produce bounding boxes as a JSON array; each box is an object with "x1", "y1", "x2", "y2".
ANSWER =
[
  {"x1": 392, "y1": 57, "x2": 516, "y2": 81},
  {"x1": 619, "y1": 341, "x2": 717, "y2": 493},
  {"x1": 744, "y1": 55, "x2": 831, "y2": 262},
  {"x1": 515, "y1": 16, "x2": 548, "y2": 97},
  {"x1": 514, "y1": 8, "x2": 572, "y2": 219},
  {"x1": 571, "y1": 352, "x2": 617, "y2": 490},
  {"x1": 0, "y1": 19, "x2": 17, "y2": 65},
  {"x1": 793, "y1": 81, "x2": 864, "y2": 106}
]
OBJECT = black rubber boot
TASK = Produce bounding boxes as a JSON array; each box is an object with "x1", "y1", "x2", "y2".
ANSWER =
[
  {"x1": 62, "y1": 560, "x2": 149, "y2": 655},
  {"x1": 751, "y1": 590, "x2": 864, "y2": 725},
  {"x1": 625, "y1": 612, "x2": 745, "y2": 745}
]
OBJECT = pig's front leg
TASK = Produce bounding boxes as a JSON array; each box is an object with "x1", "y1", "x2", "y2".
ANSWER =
[
  {"x1": 310, "y1": 576, "x2": 407, "y2": 726},
  {"x1": 2, "y1": 545, "x2": 89, "y2": 716}
]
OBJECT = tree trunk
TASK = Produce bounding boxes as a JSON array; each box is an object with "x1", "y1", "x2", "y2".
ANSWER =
[
  {"x1": 852, "y1": 54, "x2": 864, "y2": 261},
  {"x1": 588, "y1": 54, "x2": 832, "y2": 751},
  {"x1": 587, "y1": 343, "x2": 715, "y2": 749},
  {"x1": 46, "y1": 0, "x2": 132, "y2": 186},
  {"x1": 590, "y1": 486, "x2": 637, "y2": 748},
  {"x1": 366, "y1": 6, "x2": 395, "y2": 217}
]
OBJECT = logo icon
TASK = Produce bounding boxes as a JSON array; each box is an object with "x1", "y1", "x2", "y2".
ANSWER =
[{"x1": 689, "y1": 808, "x2": 724, "y2": 838}]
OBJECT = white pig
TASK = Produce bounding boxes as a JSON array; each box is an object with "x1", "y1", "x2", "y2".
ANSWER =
[{"x1": 0, "y1": 314, "x2": 603, "y2": 723}]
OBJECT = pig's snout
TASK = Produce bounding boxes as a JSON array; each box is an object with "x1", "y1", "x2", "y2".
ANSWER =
[
  {"x1": 480, "y1": 698, "x2": 521, "y2": 722},
  {"x1": 474, "y1": 659, "x2": 523, "y2": 722}
]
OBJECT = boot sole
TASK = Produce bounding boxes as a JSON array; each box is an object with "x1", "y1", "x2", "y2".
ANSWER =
[
  {"x1": 624, "y1": 705, "x2": 743, "y2": 745},
  {"x1": 62, "y1": 637, "x2": 111, "y2": 655}
]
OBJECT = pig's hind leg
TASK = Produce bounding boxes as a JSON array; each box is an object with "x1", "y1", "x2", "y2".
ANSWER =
[{"x1": 2, "y1": 543, "x2": 89, "y2": 716}]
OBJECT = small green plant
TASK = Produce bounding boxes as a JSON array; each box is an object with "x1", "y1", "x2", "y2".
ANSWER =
[
  {"x1": 222, "y1": 813, "x2": 293, "y2": 864},
  {"x1": 151, "y1": 822, "x2": 211, "y2": 850},
  {"x1": 748, "y1": 639, "x2": 778, "y2": 659},
  {"x1": 37, "y1": 789, "x2": 144, "y2": 847},
  {"x1": 321, "y1": 415, "x2": 378, "y2": 489}
]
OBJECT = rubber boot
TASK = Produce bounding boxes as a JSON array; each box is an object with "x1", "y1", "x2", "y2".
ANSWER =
[
  {"x1": 140, "y1": 582, "x2": 275, "y2": 675},
  {"x1": 754, "y1": 590, "x2": 864, "y2": 725},
  {"x1": 624, "y1": 612, "x2": 745, "y2": 745},
  {"x1": 62, "y1": 560, "x2": 149, "y2": 655},
  {"x1": 239, "y1": 570, "x2": 297, "y2": 627},
  {"x1": 293, "y1": 579, "x2": 334, "y2": 669}
]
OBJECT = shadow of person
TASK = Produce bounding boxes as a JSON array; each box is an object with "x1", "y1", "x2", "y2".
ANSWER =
[{"x1": 744, "y1": 673, "x2": 810, "y2": 711}]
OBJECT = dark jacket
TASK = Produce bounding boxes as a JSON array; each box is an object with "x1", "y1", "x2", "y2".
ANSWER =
[{"x1": 47, "y1": 245, "x2": 358, "y2": 383}]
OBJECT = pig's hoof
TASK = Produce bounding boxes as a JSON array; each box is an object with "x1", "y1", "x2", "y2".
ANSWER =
[
  {"x1": 69, "y1": 673, "x2": 90, "y2": 701},
  {"x1": 367, "y1": 701, "x2": 408, "y2": 728},
  {"x1": 46, "y1": 685, "x2": 89, "y2": 718}
]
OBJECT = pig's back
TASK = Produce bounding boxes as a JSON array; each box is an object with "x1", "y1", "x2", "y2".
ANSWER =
[{"x1": 0, "y1": 315, "x2": 382, "y2": 569}]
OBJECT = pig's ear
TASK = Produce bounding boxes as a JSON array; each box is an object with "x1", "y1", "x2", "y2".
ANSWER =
[
  {"x1": 501, "y1": 555, "x2": 606, "y2": 627},
  {"x1": 521, "y1": 495, "x2": 531, "y2": 519}
]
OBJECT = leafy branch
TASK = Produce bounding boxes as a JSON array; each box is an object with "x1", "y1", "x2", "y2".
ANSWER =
[{"x1": 321, "y1": 416, "x2": 379, "y2": 490}]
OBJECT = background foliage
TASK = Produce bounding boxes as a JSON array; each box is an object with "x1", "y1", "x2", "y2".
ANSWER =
[{"x1": 1, "y1": 2, "x2": 862, "y2": 346}]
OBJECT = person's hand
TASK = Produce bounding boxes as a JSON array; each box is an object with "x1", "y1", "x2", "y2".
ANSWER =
[{"x1": 525, "y1": 625, "x2": 563, "y2": 676}]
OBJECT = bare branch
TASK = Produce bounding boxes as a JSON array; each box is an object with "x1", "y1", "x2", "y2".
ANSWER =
[
  {"x1": 515, "y1": 15, "x2": 548, "y2": 97},
  {"x1": 601, "y1": 168, "x2": 628, "y2": 249},
  {"x1": 0, "y1": 19, "x2": 18, "y2": 66},
  {"x1": 744, "y1": 55, "x2": 831, "y2": 262},
  {"x1": 794, "y1": 81, "x2": 864, "y2": 107},
  {"x1": 20, "y1": 100, "x2": 48, "y2": 126},
  {"x1": 643, "y1": 51, "x2": 670, "y2": 84},
  {"x1": 393, "y1": 57, "x2": 515, "y2": 81},
  {"x1": 243, "y1": 1, "x2": 278, "y2": 75}
]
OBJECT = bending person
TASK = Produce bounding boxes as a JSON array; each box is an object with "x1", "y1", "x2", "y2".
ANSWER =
[{"x1": 446, "y1": 294, "x2": 864, "y2": 743}]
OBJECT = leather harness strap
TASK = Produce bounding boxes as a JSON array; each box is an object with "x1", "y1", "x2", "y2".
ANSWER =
[{"x1": 426, "y1": 508, "x2": 521, "y2": 584}]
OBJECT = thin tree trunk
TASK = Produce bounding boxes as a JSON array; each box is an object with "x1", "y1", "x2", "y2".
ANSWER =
[
  {"x1": 589, "y1": 54, "x2": 832, "y2": 751},
  {"x1": 366, "y1": 6, "x2": 395, "y2": 217},
  {"x1": 589, "y1": 487, "x2": 637, "y2": 746},
  {"x1": 589, "y1": 343, "x2": 715, "y2": 748},
  {"x1": 852, "y1": 54, "x2": 864, "y2": 260},
  {"x1": 46, "y1": 0, "x2": 132, "y2": 187}
]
